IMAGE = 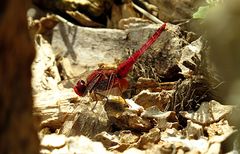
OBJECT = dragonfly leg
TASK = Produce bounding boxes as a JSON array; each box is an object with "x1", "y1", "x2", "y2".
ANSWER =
[
  {"x1": 91, "y1": 92, "x2": 108, "y2": 111},
  {"x1": 91, "y1": 92, "x2": 110, "y2": 111},
  {"x1": 91, "y1": 93, "x2": 98, "y2": 111}
]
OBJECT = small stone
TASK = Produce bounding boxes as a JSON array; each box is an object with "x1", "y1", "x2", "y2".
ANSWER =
[
  {"x1": 136, "y1": 128, "x2": 161, "y2": 149},
  {"x1": 119, "y1": 130, "x2": 140, "y2": 144},
  {"x1": 206, "y1": 143, "x2": 221, "y2": 154},
  {"x1": 95, "y1": 131, "x2": 119, "y2": 148},
  {"x1": 67, "y1": 135, "x2": 113, "y2": 154},
  {"x1": 41, "y1": 134, "x2": 66, "y2": 149},
  {"x1": 123, "y1": 148, "x2": 145, "y2": 154},
  {"x1": 184, "y1": 120, "x2": 203, "y2": 139}
]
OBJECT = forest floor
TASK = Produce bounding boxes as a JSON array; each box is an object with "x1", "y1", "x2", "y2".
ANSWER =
[{"x1": 29, "y1": 0, "x2": 239, "y2": 153}]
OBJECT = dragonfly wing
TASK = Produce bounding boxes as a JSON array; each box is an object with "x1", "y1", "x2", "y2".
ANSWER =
[
  {"x1": 106, "y1": 73, "x2": 116, "y2": 95},
  {"x1": 105, "y1": 73, "x2": 126, "y2": 96},
  {"x1": 85, "y1": 72, "x2": 104, "y2": 94},
  {"x1": 60, "y1": 103, "x2": 110, "y2": 137},
  {"x1": 59, "y1": 105, "x2": 82, "y2": 136},
  {"x1": 85, "y1": 71, "x2": 124, "y2": 97},
  {"x1": 57, "y1": 70, "x2": 89, "y2": 88}
]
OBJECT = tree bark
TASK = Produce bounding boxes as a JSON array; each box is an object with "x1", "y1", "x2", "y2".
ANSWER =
[{"x1": 0, "y1": 0, "x2": 39, "y2": 154}]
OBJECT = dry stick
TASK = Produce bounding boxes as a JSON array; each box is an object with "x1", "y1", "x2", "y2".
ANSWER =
[
  {"x1": 54, "y1": 14, "x2": 75, "y2": 27},
  {"x1": 132, "y1": 2, "x2": 164, "y2": 24}
]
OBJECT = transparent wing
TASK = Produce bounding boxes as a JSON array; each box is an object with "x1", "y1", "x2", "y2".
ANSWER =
[
  {"x1": 58, "y1": 76, "x2": 80, "y2": 88},
  {"x1": 85, "y1": 73, "x2": 104, "y2": 93},
  {"x1": 59, "y1": 105, "x2": 82, "y2": 136},
  {"x1": 106, "y1": 73, "x2": 116, "y2": 95}
]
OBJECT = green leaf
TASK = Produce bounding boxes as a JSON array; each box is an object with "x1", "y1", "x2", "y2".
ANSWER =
[{"x1": 193, "y1": 6, "x2": 210, "y2": 19}]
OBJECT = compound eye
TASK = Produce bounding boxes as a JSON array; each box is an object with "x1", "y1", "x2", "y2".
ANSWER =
[
  {"x1": 80, "y1": 80, "x2": 85, "y2": 85},
  {"x1": 77, "y1": 80, "x2": 85, "y2": 86},
  {"x1": 74, "y1": 80, "x2": 87, "y2": 96}
]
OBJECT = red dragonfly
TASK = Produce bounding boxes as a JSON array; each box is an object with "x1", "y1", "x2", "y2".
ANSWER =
[
  {"x1": 60, "y1": 23, "x2": 166, "y2": 136},
  {"x1": 74, "y1": 23, "x2": 166, "y2": 99}
]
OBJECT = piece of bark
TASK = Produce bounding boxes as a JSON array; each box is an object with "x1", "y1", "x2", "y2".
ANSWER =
[
  {"x1": 134, "y1": 0, "x2": 204, "y2": 23},
  {"x1": 180, "y1": 100, "x2": 234, "y2": 125},
  {"x1": 133, "y1": 90, "x2": 174, "y2": 111},
  {"x1": 33, "y1": 88, "x2": 79, "y2": 130},
  {"x1": 66, "y1": 11, "x2": 104, "y2": 27},
  {"x1": 141, "y1": 106, "x2": 179, "y2": 130},
  {"x1": 135, "y1": 78, "x2": 177, "y2": 93},
  {"x1": 33, "y1": 0, "x2": 113, "y2": 26},
  {"x1": 109, "y1": 2, "x2": 139, "y2": 28},
  {"x1": 118, "y1": 17, "x2": 152, "y2": 30},
  {"x1": 60, "y1": 103, "x2": 111, "y2": 138},
  {"x1": 32, "y1": 35, "x2": 61, "y2": 94}
]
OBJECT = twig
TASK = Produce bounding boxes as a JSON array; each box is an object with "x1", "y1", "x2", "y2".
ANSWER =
[
  {"x1": 53, "y1": 14, "x2": 75, "y2": 27},
  {"x1": 132, "y1": 2, "x2": 164, "y2": 24}
]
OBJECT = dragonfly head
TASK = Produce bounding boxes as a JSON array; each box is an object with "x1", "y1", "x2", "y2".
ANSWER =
[{"x1": 74, "y1": 80, "x2": 87, "y2": 96}]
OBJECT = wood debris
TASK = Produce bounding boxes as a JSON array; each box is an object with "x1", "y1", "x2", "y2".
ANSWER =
[{"x1": 29, "y1": 1, "x2": 239, "y2": 153}]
